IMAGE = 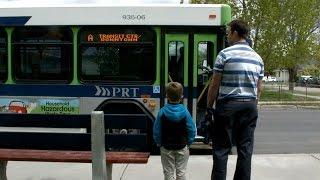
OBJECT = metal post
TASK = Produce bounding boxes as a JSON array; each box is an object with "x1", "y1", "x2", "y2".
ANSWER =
[
  {"x1": 280, "y1": 83, "x2": 283, "y2": 100},
  {"x1": 106, "y1": 163, "x2": 112, "y2": 180},
  {"x1": 0, "y1": 161, "x2": 7, "y2": 180},
  {"x1": 91, "y1": 111, "x2": 107, "y2": 180},
  {"x1": 278, "y1": 84, "x2": 281, "y2": 100},
  {"x1": 305, "y1": 83, "x2": 308, "y2": 100}
]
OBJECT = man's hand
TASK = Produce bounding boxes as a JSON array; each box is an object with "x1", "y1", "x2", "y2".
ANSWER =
[
  {"x1": 201, "y1": 108, "x2": 215, "y2": 144},
  {"x1": 205, "y1": 107, "x2": 215, "y2": 132},
  {"x1": 206, "y1": 107, "x2": 215, "y2": 116}
]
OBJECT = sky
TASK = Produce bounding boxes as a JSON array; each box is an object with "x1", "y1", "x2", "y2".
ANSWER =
[{"x1": 0, "y1": 0, "x2": 186, "y2": 5}]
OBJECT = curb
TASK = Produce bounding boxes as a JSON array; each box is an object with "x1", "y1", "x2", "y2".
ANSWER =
[
  {"x1": 258, "y1": 104, "x2": 320, "y2": 110},
  {"x1": 259, "y1": 101, "x2": 320, "y2": 105},
  {"x1": 258, "y1": 101, "x2": 320, "y2": 109},
  {"x1": 296, "y1": 105, "x2": 320, "y2": 109}
]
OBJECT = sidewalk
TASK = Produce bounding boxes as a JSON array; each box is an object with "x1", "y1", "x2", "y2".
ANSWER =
[
  {"x1": 6, "y1": 154, "x2": 320, "y2": 180},
  {"x1": 292, "y1": 93, "x2": 320, "y2": 100}
]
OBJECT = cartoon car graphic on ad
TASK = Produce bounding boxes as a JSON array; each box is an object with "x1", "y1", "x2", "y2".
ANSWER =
[{"x1": 8, "y1": 101, "x2": 27, "y2": 114}]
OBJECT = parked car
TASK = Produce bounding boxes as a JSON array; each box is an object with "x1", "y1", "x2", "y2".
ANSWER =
[
  {"x1": 262, "y1": 76, "x2": 268, "y2": 82},
  {"x1": 299, "y1": 75, "x2": 313, "y2": 83},
  {"x1": 262, "y1": 76, "x2": 277, "y2": 82},
  {"x1": 268, "y1": 76, "x2": 277, "y2": 82}
]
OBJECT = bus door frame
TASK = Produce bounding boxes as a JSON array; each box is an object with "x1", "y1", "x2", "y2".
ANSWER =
[
  {"x1": 164, "y1": 34, "x2": 189, "y2": 106},
  {"x1": 192, "y1": 34, "x2": 217, "y2": 124}
]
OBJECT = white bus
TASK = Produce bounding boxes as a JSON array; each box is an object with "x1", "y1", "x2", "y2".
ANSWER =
[{"x1": 0, "y1": 4, "x2": 231, "y2": 149}]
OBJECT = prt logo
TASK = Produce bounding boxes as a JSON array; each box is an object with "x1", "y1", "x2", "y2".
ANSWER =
[{"x1": 95, "y1": 86, "x2": 139, "y2": 98}]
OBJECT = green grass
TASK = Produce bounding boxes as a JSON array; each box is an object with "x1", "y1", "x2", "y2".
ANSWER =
[{"x1": 260, "y1": 90, "x2": 317, "y2": 101}]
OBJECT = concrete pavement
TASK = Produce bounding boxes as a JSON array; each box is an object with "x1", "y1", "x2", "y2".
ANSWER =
[
  {"x1": 4, "y1": 106, "x2": 320, "y2": 180},
  {"x1": 292, "y1": 86, "x2": 320, "y2": 93},
  {"x1": 6, "y1": 154, "x2": 320, "y2": 180},
  {"x1": 292, "y1": 93, "x2": 320, "y2": 100}
]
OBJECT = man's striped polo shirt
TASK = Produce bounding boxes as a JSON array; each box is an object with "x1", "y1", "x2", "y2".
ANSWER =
[{"x1": 213, "y1": 41, "x2": 264, "y2": 100}]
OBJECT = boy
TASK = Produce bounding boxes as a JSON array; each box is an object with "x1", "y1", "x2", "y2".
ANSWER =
[{"x1": 153, "y1": 82, "x2": 196, "y2": 180}]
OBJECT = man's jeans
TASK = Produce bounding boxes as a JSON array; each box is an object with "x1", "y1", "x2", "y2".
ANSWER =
[
  {"x1": 211, "y1": 100, "x2": 258, "y2": 180},
  {"x1": 160, "y1": 146, "x2": 189, "y2": 180}
]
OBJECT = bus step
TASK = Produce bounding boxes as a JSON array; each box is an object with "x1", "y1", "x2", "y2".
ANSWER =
[{"x1": 195, "y1": 135, "x2": 204, "y2": 142}]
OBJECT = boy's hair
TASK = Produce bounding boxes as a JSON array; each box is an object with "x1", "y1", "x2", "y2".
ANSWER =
[
  {"x1": 229, "y1": 19, "x2": 250, "y2": 39},
  {"x1": 166, "y1": 82, "x2": 183, "y2": 103}
]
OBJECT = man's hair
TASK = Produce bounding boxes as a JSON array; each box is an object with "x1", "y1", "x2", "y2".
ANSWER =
[
  {"x1": 166, "y1": 82, "x2": 183, "y2": 103},
  {"x1": 229, "y1": 19, "x2": 250, "y2": 38}
]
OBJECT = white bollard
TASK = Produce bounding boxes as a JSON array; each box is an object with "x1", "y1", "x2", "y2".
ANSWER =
[{"x1": 91, "y1": 111, "x2": 108, "y2": 180}]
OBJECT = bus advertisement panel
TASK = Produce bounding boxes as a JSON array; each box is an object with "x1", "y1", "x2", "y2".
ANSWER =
[{"x1": 0, "y1": 98, "x2": 79, "y2": 114}]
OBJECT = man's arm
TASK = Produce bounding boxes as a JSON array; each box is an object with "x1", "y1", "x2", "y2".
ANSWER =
[{"x1": 207, "y1": 72, "x2": 222, "y2": 108}]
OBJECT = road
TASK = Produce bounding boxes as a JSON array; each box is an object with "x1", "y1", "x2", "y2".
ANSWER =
[
  {"x1": 192, "y1": 107, "x2": 320, "y2": 155},
  {"x1": 254, "y1": 107, "x2": 320, "y2": 154}
]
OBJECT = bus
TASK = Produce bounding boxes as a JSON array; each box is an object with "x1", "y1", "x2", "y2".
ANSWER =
[{"x1": 0, "y1": 4, "x2": 231, "y2": 144}]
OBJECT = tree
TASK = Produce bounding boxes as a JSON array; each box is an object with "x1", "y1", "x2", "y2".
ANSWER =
[
  {"x1": 192, "y1": 0, "x2": 320, "y2": 90},
  {"x1": 277, "y1": 0, "x2": 320, "y2": 89}
]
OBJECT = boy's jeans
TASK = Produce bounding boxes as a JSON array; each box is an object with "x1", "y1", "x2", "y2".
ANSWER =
[{"x1": 160, "y1": 146, "x2": 189, "y2": 180}]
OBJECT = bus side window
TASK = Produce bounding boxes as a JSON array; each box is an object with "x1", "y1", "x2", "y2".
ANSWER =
[
  {"x1": 12, "y1": 27, "x2": 72, "y2": 83},
  {"x1": 197, "y1": 41, "x2": 213, "y2": 85},
  {"x1": 79, "y1": 27, "x2": 156, "y2": 83},
  {"x1": 197, "y1": 41, "x2": 214, "y2": 109},
  {"x1": 168, "y1": 41, "x2": 184, "y2": 83},
  {"x1": 0, "y1": 30, "x2": 7, "y2": 83}
]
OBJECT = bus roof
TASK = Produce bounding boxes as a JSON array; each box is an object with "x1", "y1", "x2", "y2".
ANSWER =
[{"x1": 0, "y1": 4, "x2": 230, "y2": 26}]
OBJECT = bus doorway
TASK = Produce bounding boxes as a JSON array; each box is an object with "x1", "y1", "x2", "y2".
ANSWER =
[
  {"x1": 164, "y1": 33, "x2": 217, "y2": 127},
  {"x1": 193, "y1": 34, "x2": 216, "y2": 130}
]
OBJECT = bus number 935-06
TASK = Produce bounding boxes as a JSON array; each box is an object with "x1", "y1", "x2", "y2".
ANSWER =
[{"x1": 122, "y1": 15, "x2": 146, "y2": 20}]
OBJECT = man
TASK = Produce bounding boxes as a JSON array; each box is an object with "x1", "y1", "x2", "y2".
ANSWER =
[{"x1": 207, "y1": 19, "x2": 264, "y2": 180}]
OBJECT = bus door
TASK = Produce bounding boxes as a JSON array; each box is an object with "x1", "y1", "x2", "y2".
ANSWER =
[
  {"x1": 164, "y1": 34, "x2": 189, "y2": 106},
  {"x1": 192, "y1": 34, "x2": 217, "y2": 125}
]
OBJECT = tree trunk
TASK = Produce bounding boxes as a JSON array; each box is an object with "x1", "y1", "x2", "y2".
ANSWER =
[{"x1": 288, "y1": 67, "x2": 297, "y2": 91}]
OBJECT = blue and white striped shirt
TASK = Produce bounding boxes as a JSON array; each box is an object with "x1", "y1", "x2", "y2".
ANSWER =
[{"x1": 213, "y1": 42, "x2": 264, "y2": 100}]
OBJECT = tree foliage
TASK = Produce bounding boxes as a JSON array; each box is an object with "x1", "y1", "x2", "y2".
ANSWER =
[{"x1": 192, "y1": 0, "x2": 320, "y2": 88}]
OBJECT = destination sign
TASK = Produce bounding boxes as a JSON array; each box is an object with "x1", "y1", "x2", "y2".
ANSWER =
[
  {"x1": 86, "y1": 33, "x2": 141, "y2": 43},
  {"x1": 81, "y1": 28, "x2": 155, "y2": 44}
]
